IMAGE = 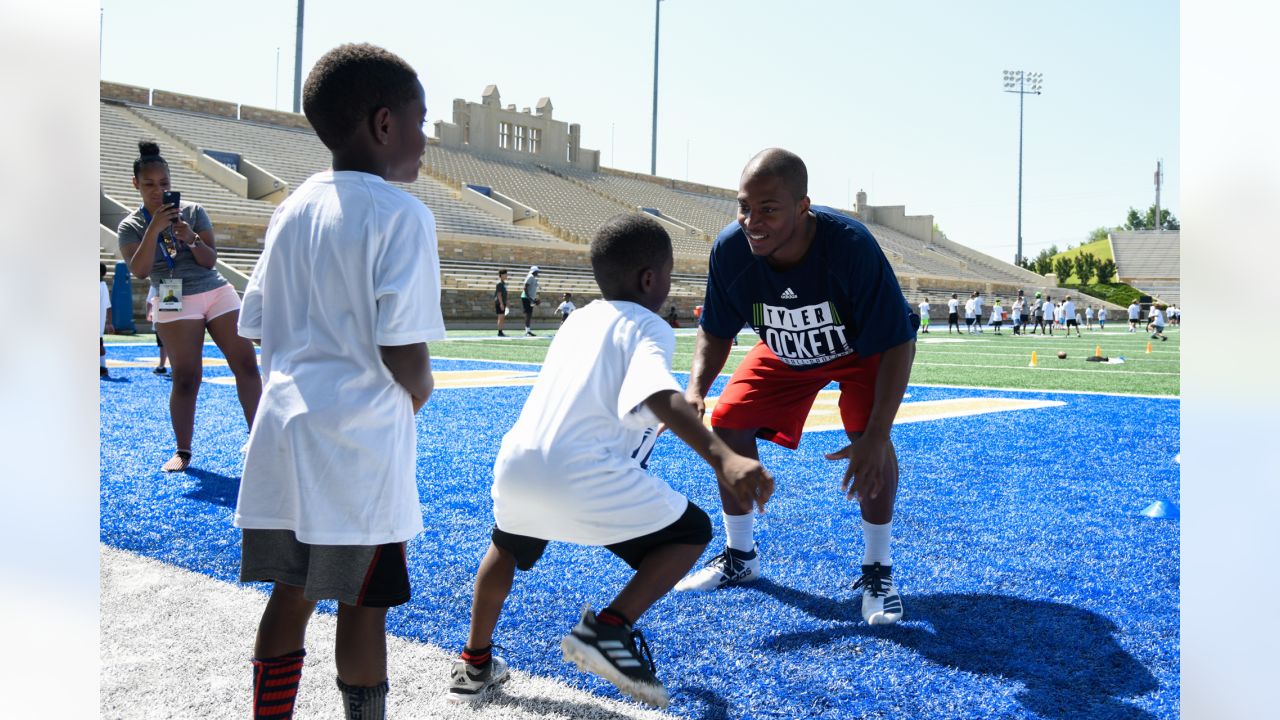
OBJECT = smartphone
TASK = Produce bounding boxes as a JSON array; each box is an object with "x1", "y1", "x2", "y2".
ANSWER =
[{"x1": 162, "y1": 191, "x2": 181, "y2": 210}]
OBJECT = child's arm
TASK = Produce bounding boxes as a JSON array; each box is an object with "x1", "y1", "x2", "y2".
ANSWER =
[
  {"x1": 379, "y1": 342, "x2": 434, "y2": 413},
  {"x1": 644, "y1": 389, "x2": 774, "y2": 513}
]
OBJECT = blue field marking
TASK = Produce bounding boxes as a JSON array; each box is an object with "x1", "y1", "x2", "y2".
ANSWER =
[{"x1": 100, "y1": 345, "x2": 1180, "y2": 719}]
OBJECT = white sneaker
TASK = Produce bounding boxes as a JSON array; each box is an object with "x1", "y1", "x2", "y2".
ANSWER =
[
  {"x1": 853, "y1": 562, "x2": 903, "y2": 625},
  {"x1": 674, "y1": 545, "x2": 760, "y2": 591}
]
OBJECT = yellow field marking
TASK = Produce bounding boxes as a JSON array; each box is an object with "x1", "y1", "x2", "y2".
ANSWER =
[{"x1": 702, "y1": 391, "x2": 1064, "y2": 432}]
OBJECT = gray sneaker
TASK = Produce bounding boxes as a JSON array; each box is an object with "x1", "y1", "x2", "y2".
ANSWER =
[{"x1": 445, "y1": 655, "x2": 509, "y2": 704}]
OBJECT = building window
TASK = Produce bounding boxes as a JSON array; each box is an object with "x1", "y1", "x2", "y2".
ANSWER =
[
  {"x1": 498, "y1": 122, "x2": 511, "y2": 149},
  {"x1": 529, "y1": 127, "x2": 541, "y2": 154},
  {"x1": 515, "y1": 125, "x2": 527, "y2": 152},
  {"x1": 463, "y1": 120, "x2": 470, "y2": 145}
]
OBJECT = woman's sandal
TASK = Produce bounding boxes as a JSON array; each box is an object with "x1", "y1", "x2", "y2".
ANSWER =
[{"x1": 162, "y1": 449, "x2": 192, "y2": 473}]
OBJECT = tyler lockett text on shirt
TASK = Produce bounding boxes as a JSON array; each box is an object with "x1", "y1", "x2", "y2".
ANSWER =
[{"x1": 752, "y1": 300, "x2": 853, "y2": 367}]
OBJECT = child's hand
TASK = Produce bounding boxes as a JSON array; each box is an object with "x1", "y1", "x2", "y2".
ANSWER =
[{"x1": 717, "y1": 454, "x2": 774, "y2": 513}]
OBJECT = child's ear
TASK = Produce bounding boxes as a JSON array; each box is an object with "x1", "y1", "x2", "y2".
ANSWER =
[
  {"x1": 370, "y1": 106, "x2": 393, "y2": 145},
  {"x1": 638, "y1": 267, "x2": 655, "y2": 291}
]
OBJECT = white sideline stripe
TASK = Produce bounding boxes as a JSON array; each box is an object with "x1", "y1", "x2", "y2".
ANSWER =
[
  {"x1": 913, "y1": 361, "x2": 1179, "y2": 376},
  {"x1": 100, "y1": 545, "x2": 673, "y2": 720}
]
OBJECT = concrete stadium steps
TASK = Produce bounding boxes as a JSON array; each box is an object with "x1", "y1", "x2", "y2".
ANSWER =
[
  {"x1": 100, "y1": 104, "x2": 277, "y2": 224},
  {"x1": 560, "y1": 169, "x2": 732, "y2": 237},
  {"x1": 120, "y1": 103, "x2": 557, "y2": 245},
  {"x1": 1111, "y1": 232, "x2": 1179, "y2": 280},
  {"x1": 421, "y1": 144, "x2": 639, "y2": 245}
]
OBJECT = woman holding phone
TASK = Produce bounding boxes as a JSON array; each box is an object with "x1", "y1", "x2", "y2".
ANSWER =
[{"x1": 117, "y1": 140, "x2": 261, "y2": 472}]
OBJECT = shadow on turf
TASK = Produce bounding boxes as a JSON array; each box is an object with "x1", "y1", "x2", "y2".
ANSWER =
[
  {"x1": 183, "y1": 467, "x2": 241, "y2": 508},
  {"x1": 751, "y1": 580, "x2": 1159, "y2": 719}
]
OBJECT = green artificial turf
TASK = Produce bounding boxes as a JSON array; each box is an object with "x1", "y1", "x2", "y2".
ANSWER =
[{"x1": 428, "y1": 326, "x2": 1180, "y2": 397}]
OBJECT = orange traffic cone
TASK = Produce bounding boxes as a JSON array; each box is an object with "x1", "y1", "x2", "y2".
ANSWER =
[
  {"x1": 1095, "y1": 345, "x2": 1102, "y2": 358},
  {"x1": 1146, "y1": 342, "x2": 1153, "y2": 354},
  {"x1": 1029, "y1": 351, "x2": 1038, "y2": 367}
]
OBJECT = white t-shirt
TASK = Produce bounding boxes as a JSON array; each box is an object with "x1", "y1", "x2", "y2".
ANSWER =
[
  {"x1": 948, "y1": 298, "x2": 959, "y2": 314},
  {"x1": 1086, "y1": 307, "x2": 1095, "y2": 319},
  {"x1": 963, "y1": 298, "x2": 975, "y2": 318},
  {"x1": 99, "y1": 280, "x2": 112, "y2": 334},
  {"x1": 918, "y1": 301, "x2": 930, "y2": 317},
  {"x1": 1043, "y1": 300, "x2": 1055, "y2": 319},
  {"x1": 493, "y1": 300, "x2": 686, "y2": 545},
  {"x1": 1128, "y1": 303, "x2": 1140, "y2": 319},
  {"x1": 974, "y1": 296, "x2": 984, "y2": 314},
  {"x1": 1099, "y1": 308, "x2": 1107, "y2": 320},
  {"x1": 990, "y1": 305, "x2": 1002, "y2": 322},
  {"x1": 235, "y1": 170, "x2": 446, "y2": 545},
  {"x1": 1062, "y1": 300, "x2": 1076, "y2": 321},
  {"x1": 556, "y1": 300, "x2": 576, "y2": 316},
  {"x1": 1152, "y1": 308, "x2": 1166, "y2": 326}
]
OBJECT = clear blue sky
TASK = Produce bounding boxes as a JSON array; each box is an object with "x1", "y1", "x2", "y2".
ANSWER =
[{"x1": 99, "y1": 0, "x2": 1178, "y2": 263}]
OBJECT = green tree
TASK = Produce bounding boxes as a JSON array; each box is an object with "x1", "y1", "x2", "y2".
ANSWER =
[
  {"x1": 1030, "y1": 245, "x2": 1058, "y2": 275},
  {"x1": 1124, "y1": 204, "x2": 1180, "y2": 231},
  {"x1": 1053, "y1": 256, "x2": 1073, "y2": 281},
  {"x1": 1095, "y1": 258, "x2": 1117, "y2": 284},
  {"x1": 1074, "y1": 253, "x2": 1094, "y2": 285},
  {"x1": 1088, "y1": 226, "x2": 1111, "y2": 244}
]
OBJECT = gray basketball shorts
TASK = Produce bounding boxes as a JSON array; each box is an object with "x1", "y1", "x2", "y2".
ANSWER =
[{"x1": 240, "y1": 529, "x2": 411, "y2": 608}]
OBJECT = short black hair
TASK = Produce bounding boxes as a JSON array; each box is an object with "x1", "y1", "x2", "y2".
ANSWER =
[
  {"x1": 100, "y1": 262, "x2": 108, "y2": 278},
  {"x1": 303, "y1": 43, "x2": 420, "y2": 149},
  {"x1": 498, "y1": 268, "x2": 508, "y2": 276},
  {"x1": 590, "y1": 214, "x2": 672, "y2": 298},
  {"x1": 743, "y1": 148, "x2": 807, "y2": 200},
  {"x1": 133, "y1": 140, "x2": 167, "y2": 177}
]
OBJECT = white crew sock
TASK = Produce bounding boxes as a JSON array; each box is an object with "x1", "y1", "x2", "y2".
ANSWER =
[
  {"x1": 862, "y1": 519, "x2": 893, "y2": 566},
  {"x1": 723, "y1": 512, "x2": 755, "y2": 552}
]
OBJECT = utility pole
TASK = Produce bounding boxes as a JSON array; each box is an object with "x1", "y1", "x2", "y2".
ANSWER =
[
  {"x1": 650, "y1": 0, "x2": 662, "y2": 176},
  {"x1": 1154, "y1": 159, "x2": 1163, "y2": 232},
  {"x1": 292, "y1": 0, "x2": 305, "y2": 113}
]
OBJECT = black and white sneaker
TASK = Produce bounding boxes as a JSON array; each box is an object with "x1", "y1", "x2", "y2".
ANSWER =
[
  {"x1": 853, "y1": 562, "x2": 903, "y2": 625},
  {"x1": 560, "y1": 607, "x2": 669, "y2": 708},
  {"x1": 445, "y1": 655, "x2": 509, "y2": 704},
  {"x1": 674, "y1": 544, "x2": 760, "y2": 591}
]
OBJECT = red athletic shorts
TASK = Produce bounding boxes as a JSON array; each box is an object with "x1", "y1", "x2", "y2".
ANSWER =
[{"x1": 710, "y1": 341, "x2": 881, "y2": 449}]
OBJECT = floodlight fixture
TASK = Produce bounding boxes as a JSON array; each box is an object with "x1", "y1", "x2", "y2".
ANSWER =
[{"x1": 1002, "y1": 69, "x2": 1045, "y2": 266}]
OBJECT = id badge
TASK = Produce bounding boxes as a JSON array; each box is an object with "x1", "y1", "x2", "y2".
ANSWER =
[{"x1": 158, "y1": 279, "x2": 183, "y2": 311}]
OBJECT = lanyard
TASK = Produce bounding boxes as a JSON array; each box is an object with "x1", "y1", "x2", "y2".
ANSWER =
[{"x1": 139, "y1": 207, "x2": 177, "y2": 270}]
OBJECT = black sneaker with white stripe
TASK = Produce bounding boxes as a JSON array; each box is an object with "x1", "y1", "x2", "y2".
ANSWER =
[
  {"x1": 674, "y1": 544, "x2": 760, "y2": 591},
  {"x1": 853, "y1": 562, "x2": 903, "y2": 625},
  {"x1": 560, "y1": 607, "x2": 669, "y2": 708},
  {"x1": 445, "y1": 654, "x2": 509, "y2": 704}
]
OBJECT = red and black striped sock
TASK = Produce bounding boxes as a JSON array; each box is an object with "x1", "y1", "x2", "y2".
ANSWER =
[
  {"x1": 252, "y1": 648, "x2": 305, "y2": 719},
  {"x1": 461, "y1": 644, "x2": 492, "y2": 668},
  {"x1": 597, "y1": 607, "x2": 631, "y2": 627}
]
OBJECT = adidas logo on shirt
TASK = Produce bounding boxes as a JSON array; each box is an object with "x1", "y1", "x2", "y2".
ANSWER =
[{"x1": 780, "y1": 288, "x2": 798, "y2": 300}]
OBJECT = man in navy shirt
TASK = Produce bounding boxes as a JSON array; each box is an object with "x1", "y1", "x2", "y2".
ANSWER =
[{"x1": 675, "y1": 149, "x2": 917, "y2": 626}]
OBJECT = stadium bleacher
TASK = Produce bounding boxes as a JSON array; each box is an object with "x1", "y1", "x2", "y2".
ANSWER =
[
  {"x1": 1110, "y1": 231, "x2": 1181, "y2": 305},
  {"x1": 100, "y1": 83, "x2": 1113, "y2": 324}
]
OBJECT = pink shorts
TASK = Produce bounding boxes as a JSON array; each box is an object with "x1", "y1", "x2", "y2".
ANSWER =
[
  {"x1": 710, "y1": 341, "x2": 881, "y2": 449},
  {"x1": 152, "y1": 283, "x2": 241, "y2": 324}
]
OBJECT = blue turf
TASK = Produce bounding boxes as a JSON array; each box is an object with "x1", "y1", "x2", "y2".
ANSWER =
[{"x1": 100, "y1": 345, "x2": 1180, "y2": 719}]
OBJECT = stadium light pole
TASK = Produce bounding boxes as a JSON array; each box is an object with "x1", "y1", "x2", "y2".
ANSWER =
[
  {"x1": 651, "y1": 0, "x2": 663, "y2": 176},
  {"x1": 1003, "y1": 70, "x2": 1042, "y2": 267},
  {"x1": 292, "y1": 0, "x2": 305, "y2": 114}
]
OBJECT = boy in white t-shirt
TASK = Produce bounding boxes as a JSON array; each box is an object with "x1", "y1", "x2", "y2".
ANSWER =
[
  {"x1": 1149, "y1": 303, "x2": 1169, "y2": 341},
  {"x1": 233, "y1": 44, "x2": 443, "y2": 720},
  {"x1": 1085, "y1": 305, "x2": 1095, "y2": 331},
  {"x1": 973, "y1": 291, "x2": 984, "y2": 334},
  {"x1": 1042, "y1": 296, "x2": 1056, "y2": 335},
  {"x1": 1098, "y1": 306, "x2": 1108, "y2": 330},
  {"x1": 917, "y1": 297, "x2": 930, "y2": 333},
  {"x1": 1062, "y1": 296, "x2": 1081, "y2": 337},
  {"x1": 947, "y1": 293, "x2": 960, "y2": 334},
  {"x1": 556, "y1": 292, "x2": 576, "y2": 322},
  {"x1": 989, "y1": 299, "x2": 1003, "y2": 333},
  {"x1": 446, "y1": 214, "x2": 773, "y2": 708},
  {"x1": 963, "y1": 295, "x2": 976, "y2": 334},
  {"x1": 100, "y1": 263, "x2": 114, "y2": 378}
]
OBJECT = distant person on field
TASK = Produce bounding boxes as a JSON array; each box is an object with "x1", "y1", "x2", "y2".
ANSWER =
[
  {"x1": 494, "y1": 269, "x2": 509, "y2": 337},
  {"x1": 556, "y1": 292, "x2": 576, "y2": 322},
  {"x1": 521, "y1": 266, "x2": 541, "y2": 336},
  {"x1": 1098, "y1": 305, "x2": 1107, "y2": 331},
  {"x1": 1127, "y1": 300, "x2": 1141, "y2": 332},
  {"x1": 918, "y1": 297, "x2": 930, "y2": 333},
  {"x1": 1062, "y1": 295, "x2": 1081, "y2": 337},
  {"x1": 665, "y1": 304, "x2": 680, "y2": 328},
  {"x1": 100, "y1": 263, "x2": 114, "y2": 378},
  {"x1": 1085, "y1": 304, "x2": 1095, "y2": 331},
  {"x1": 989, "y1": 299, "x2": 1003, "y2": 334},
  {"x1": 446, "y1": 214, "x2": 773, "y2": 708},
  {"x1": 1148, "y1": 303, "x2": 1168, "y2": 341},
  {"x1": 1031, "y1": 291, "x2": 1045, "y2": 334},
  {"x1": 947, "y1": 293, "x2": 960, "y2": 334},
  {"x1": 233, "y1": 43, "x2": 443, "y2": 720},
  {"x1": 1011, "y1": 296, "x2": 1023, "y2": 335},
  {"x1": 963, "y1": 294, "x2": 976, "y2": 334},
  {"x1": 1042, "y1": 295, "x2": 1056, "y2": 335},
  {"x1": 973, "y1": 291, "x2": 984, "y2": 334}
]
